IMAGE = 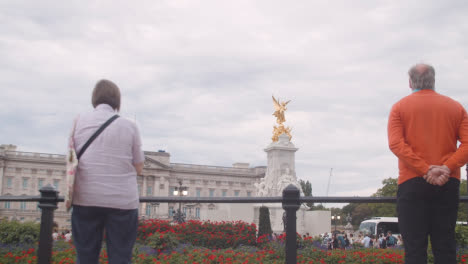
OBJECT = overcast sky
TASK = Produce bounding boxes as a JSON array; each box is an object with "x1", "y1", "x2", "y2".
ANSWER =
[{"x1": 1, "y1": 1, "x2": 468, "y2": 201}]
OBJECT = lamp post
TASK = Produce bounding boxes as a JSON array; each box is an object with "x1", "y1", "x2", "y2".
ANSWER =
[
  {"x1": 331, "y1": 215, "x2": 341, "y2": 233},
  {"x1": 173, "y1": 180, "x2": 188, "y2": 223},
  {"x1": 346, "y1": 213, "x2": 352, "y2": 226}
]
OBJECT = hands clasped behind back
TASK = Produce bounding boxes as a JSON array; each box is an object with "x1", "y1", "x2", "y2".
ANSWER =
[{"x1": 423, "y1": 165, "x2": 451, "y2": 186}]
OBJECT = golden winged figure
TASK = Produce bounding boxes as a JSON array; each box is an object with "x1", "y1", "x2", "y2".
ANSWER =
[{"x1": 272, "y1": 96, "x2": 290, "y2": 125}]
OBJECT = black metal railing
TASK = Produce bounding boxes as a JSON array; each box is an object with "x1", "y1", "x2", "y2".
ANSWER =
[{"x1": 2, "y1": 185, "x2": 468, "y2": 264}]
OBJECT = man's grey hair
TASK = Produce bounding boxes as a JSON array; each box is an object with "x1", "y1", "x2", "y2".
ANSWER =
[{"x1": 408, "y1": 64, "x2": 435, "y2": 90}]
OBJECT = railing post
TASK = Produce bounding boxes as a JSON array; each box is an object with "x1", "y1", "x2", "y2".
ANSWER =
[
  {"x1": 466, "y1": 163, "x2": 468, "y2": 224},
  {"x1": 37, "y1": 185, "x2": 59, "y2": 264},
  {"x1": 282, "y1": 184, "x2": 300, "y2": 264}
]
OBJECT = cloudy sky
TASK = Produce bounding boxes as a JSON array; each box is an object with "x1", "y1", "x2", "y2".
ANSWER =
[{"x1": 1, "y1": 1, "x2": 468, "y2": 201}]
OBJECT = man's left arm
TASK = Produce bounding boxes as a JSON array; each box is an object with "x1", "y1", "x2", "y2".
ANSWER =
[
  {"x1": 388, "y1": 103, "x2": 430, "y2": 175},
  {"x1": 443, "y1": 108, "x2": 468, "y2": 172}
]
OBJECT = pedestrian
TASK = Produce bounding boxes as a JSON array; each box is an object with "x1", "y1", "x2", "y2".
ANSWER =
[
  {"x1": 70, "y1": 80, "x2": 145, "y2": 264},
  {"x1": 369, "y1": 234, "x2": 375, "y2": 248},
  {"x1": 331, "y1": 233, "x2": 339, "y2": 250},
  {"x1": 388, "y1": 63, "x2": 468, "y2": 263},
  {"x1": 64, "y1": 230, "x2": 72, "y2": 242},
  {"x1": 361, "y1": 233, "x2": 371, "y2": 248},
  {"x1": 379, "y1": 233, "x2": 387, "y2": 249},
  {"x1": 397, "y1": 235, "x2": 403, "y2": 246},
  {"x1": 52, "y1": 229, "x2": 59, "y2": 241},
  {"x1": 337, "y1": 233, "x2": 346, "y2": 249},
  {"x1": 386, "y1": 231, "x2": 395, "y2": 248},
  {"x1": 348, "y1": 233, "x2": 354, "y2": 247}
]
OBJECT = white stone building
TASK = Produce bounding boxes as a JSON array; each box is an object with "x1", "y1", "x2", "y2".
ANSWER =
[{"x1": 0, "y1": 144, "x2": 265, "y2": 230}]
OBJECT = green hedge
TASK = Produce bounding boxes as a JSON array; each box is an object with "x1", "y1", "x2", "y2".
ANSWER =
[{"x1": 0, "y1": 220, "x2": 40, "y2": 245}]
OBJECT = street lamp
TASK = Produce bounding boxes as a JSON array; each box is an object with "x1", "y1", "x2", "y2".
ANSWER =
[
  {"x1": 346, "y1": 213, "x2": 352, "y2": 225},
  {"x1": 173, "y1": 180, "x2": 188, "y2": 223},
  {"x1": 331, "y1": 215, "x2": 341, "y2": 233}
]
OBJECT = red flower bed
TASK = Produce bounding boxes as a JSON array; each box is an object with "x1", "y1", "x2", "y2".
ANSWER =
[{"x1": 138, "y1": 219, "x2": 257, "y2": 249}]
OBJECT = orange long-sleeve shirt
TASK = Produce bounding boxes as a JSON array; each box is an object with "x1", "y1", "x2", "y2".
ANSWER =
[{"x1": 388, "y1": 89, "x2": 468, "y2": 185}]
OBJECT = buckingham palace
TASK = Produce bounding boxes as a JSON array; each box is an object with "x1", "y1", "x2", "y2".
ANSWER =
[{"x1": 0, "y1": 144, "x2": 266, "y2": 230}]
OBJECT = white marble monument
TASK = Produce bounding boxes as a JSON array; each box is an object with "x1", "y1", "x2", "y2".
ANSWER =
[{"x1": 255, "y1": 134, "x2": 303, "y2": 198}]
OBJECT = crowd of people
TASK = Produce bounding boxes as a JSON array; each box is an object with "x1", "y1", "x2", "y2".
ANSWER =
[
  {"x1": 52, "y1": 229, "x2": 72, "y2": 242},
  {"x1": 321, "y1": 231, "x2": 403, "y2": 250}
]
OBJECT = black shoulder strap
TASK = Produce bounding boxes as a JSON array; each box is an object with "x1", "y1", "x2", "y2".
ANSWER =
[{"x1": 77, "y1": 115, "x2": 119, "y2": 160}]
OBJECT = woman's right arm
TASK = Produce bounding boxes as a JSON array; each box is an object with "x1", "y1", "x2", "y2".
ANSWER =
[{"x1": 132, "y1": 123, "x2": 145, "y2": 176}]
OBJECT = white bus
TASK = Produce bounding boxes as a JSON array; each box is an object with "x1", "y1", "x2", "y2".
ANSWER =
[{"x1": 359, "y1": 217, "x2": 399, "y2": 236}]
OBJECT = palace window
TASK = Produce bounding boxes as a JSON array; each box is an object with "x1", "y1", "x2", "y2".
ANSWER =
[
  {"x1": 146, "y1": 204, "x2": 151, "y2": 216},
  {"x1": 195, "y1": 207, "x2": 200, "y2": 218},
  {"x1": 20, "y1": 201, "x2": 26, "y2": 211},
  {"x1": 169, "y1": 207, "x2": 174, "y2": 218},
  {"x1": 53, "y1": 180, "x2": 59, "y2": 190},
  {"x1": 146, "y1": 186, "x2": 153, "y2": 196},
  {"x1": 234, "y1": 190, "x2": 240, "y2": 197},
  {"x1": 222, "y1": 190, "x2": 227, "y2": 197},
  {"x1": 4, "y1": 202, "x2": 10, "y2": 209},
  {"x1": 38, "y1": 179, "x2": 44, "y2": 189},
  {"x1": 209, "y1": 189, "x2": 215, "y2": 197},
  {"x1": 169, "y1": 187, "x2": 175, "y2": 196},
  {"x1": 22, "y1": 178, "x2": 28, "y2": 189},
  {"x1": 196, "y1": 188, "x2": 201, "y2": 197},
  {"x1": 247, "y1": 191, "x2": 252, "y2": 197},
  {"x1": 6, "y1": 178, "x2": 12, "y2": 188}
]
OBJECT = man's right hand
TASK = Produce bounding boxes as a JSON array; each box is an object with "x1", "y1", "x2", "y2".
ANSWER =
[{"x1": 423, "y1": 165, "x2": 451, "y2": 186}]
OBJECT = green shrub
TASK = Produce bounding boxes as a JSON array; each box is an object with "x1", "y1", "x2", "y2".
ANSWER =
[
  {"x1": 146, "y1": 232, "x2": 179, "y2": 252},
  {"x1": 258, "y1": 206, "x2": 272, "y2": 239},
  {"x1": 456, "y1": 224, "x2": 468, "y2": 248},
  {"x1": 0, "y1": 220, "x2": 40, "y2": 245}
]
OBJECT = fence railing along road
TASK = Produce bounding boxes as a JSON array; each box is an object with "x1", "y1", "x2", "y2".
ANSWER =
[{"x1": 2, "y1": 184, "x2": 468, "y2": 264}]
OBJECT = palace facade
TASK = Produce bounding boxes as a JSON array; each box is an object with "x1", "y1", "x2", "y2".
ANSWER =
[{"x1": 0, "y1": 144, "x2": 265, "y2": 229}]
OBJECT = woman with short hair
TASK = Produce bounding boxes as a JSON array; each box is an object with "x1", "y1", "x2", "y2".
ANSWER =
[{"x1": 71, "y1": 79, "x2": 144, "y2": 264}]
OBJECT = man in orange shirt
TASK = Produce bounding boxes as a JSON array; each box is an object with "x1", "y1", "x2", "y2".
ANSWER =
[{"x1": 388, "y1": 63, "x2": 468, "y2": 264}]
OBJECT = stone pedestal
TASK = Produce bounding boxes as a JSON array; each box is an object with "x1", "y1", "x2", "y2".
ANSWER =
[
  {"x1": 253, "y1": 204, "x2": 331, "y2": 236},
  {"x1": 255, "y1": 134, "x2": 302, "y2": 197}
]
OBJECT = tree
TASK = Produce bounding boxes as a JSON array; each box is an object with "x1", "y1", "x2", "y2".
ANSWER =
[
  {"x1": 352, "y1": 204, "x2": 373, "y2": 226},
  {"x1": 342, "y1": 203, "x2": 359, "y2": 226},
  {"x1": 299, "y1": 179, "x2": 313, "y2": 209},
  {"x1": 368, "y1": 178, "x2": 398, "y2": 217},
  {"x1": 341, "y1": 178, "x2": 397, "y2": 227},
  {"x1": 258, "y1": 206, "x2": 273, "y2": 238}
]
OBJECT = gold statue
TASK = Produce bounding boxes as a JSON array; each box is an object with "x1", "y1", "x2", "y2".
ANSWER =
[
  {"x1": 272, "y1": 96, "x2": 290, "y2": 124},
  {"x1": 271, "y1": 96, "x2": 292, "y2": 142}
]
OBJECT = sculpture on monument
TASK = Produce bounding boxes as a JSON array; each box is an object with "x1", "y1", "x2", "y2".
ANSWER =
[
  {"x1": 254, "y1": 96, "x2": 303, "y2": 197},
  {"x1": 254, "y1": 178, "x2": 268, "y2": 197},
  {"x1": 253, "y1": 95, "x2": 328, "y2": 236},
  {"x1": 272, "y1": 96, "x2": 292, "y2": 142},
  {"x1": 276, "y1": 167, "x2": 303, "y2": 196}
]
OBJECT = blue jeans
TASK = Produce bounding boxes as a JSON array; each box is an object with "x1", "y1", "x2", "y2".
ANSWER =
[{"x1": 72, "y1": 205, "x2": 138, "y2": 264}]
